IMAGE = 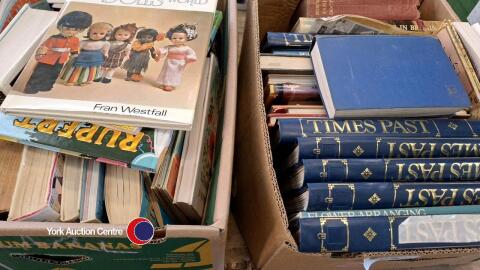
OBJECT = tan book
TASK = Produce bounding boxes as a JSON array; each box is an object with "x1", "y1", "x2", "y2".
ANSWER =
[
  {"x1": 260, "y1": 54, "x2": 313, "y2": 73},
  {"x1": 104, "y1": 165, "x2": 148, "y2": 225},
  {"x1": 0, "y1": 141, "x2": 24, "y2": 214},
  {"x1": 60, "y1": 155, "x2": 85, "y2": 222},
  {"x1": 7, "y1": 147, "x2": 62, "y2": 221}
]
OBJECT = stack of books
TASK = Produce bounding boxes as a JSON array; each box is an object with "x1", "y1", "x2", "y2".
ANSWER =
[
  {"x1": 260, "y1": 0, "x2": 480, "y2": 254},
  {"x1": 0, "y1": 0, "x2": 224, "y2": 226}
]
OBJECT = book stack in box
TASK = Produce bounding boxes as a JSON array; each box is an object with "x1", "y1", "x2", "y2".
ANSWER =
[
  {"x1": 0, "y1": 0, "x2": 226, "y2": 226},
  {"x1": 260, "y1": 0, "x2": 480, "y2": 254}
]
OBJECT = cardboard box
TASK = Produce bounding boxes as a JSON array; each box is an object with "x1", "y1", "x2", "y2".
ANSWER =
[
  {"x1": 0, "y1": 0, "x2": 237, "y2": 269},
  {"x1": 233, "y1": 0, "x2": 480, "y2": 269}
]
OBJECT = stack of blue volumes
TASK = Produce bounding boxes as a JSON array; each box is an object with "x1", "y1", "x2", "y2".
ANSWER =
[{"x1": 273, "y1": 118, "x2": 480, "y2": 253}]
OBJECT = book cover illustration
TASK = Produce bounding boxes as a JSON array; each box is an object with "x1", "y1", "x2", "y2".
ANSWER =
[
  {"x1": 1, "y1": 0, "x2": 216, "y2": 129},
  {"x1": 0, "y1": 112, "x2": 173, "y2": 172}
]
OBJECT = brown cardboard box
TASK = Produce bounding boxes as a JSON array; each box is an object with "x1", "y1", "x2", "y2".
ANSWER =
[
  {"x1": 233, "y1": 0, "x2": 480, "y2": 269},
  {"x1": 0, "y1": 0, "x2": 237, "y2": 269}
]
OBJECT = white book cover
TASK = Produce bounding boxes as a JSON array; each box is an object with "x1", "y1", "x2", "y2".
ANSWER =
[
  {"x1": 0, "y1": 5, "x2": 58, "y2": 94},
  {"x1": 1, "y1": 0, "x2": 218, "y2": 129}
]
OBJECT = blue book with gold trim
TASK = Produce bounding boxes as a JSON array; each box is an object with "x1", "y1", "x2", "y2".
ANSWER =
[
  {"x1": 310, "y1": 35, "x2": 471, "y2": 118},
  {"x1": 299, "y1": 214, "x2": 480, "y2": 252},
  {"x1": 274, "y1": 118, "x2": 480, "y2": 147}
]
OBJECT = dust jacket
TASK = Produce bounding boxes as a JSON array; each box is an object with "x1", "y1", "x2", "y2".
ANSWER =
[{"x1": 1, "y1": 0, "x2": 218, "y2": 130}]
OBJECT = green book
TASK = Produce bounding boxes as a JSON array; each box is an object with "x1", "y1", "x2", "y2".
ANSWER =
[
  {"x1": 300, "y1": 205, "x2": 480, "y2": 218},
  {"x1": 448, "y1": 0, "x2": 479, "y2": 21}
]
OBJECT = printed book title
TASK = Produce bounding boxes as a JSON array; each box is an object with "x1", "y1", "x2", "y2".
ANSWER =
[
  {"x1": 93, "y1": 104, "x2": 167, "y2": 117},
  {"x1": 101, "y1": 0, "x2": 209, "y2": 7}
]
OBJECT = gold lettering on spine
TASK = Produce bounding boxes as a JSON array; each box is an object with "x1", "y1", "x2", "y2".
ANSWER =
[
  {"x1": 385, "y1": 159, "x2": 390, "y2": 181},
  {"x1": 320, "y1": 160, "x2": 328, "y2": 180},
  {"x1": 417, "y1": 120, "x2": 430, "y2": 134},
  {"x1": 379, "y1": 120, "x2": 393, "y2": 133},
  {"x1": 401, "y1": 189, "x2": 416, "y2": 207},
  {"x1": 392, "y1": 184, "x2": 400, "y2": 207},
  {"x1": 314, "y1": 138, "x2": 321, "y2": 158},
  {"x1": 363, "y1": 120, "x2": 377, "y2": 133},
  {"x1": 119, "y1": 133, "x2": 144, "y2": 153},
  {"x1": 94, "y1": 128, "x2": 122, "y2": 148},
  {"x1": 75, "y1": 125, "x2": 100, "y2": 143},
  {"x1": 319, "y1": 218, "x2": 327, "y2": 252},
  {"x1": 36, "y1": 119, "x2": 58, "y2": 134},
  {"x1": 13, "y1": 118, "x2": 35, "y2": 129},
  {"x1": 332, "y1": 121, "x2": 352, "y2": 133},
  {"x1": 57, "y1": 122, "x2": 80, "y2": 139}
]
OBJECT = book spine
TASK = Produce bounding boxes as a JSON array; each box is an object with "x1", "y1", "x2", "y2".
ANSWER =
[
  {"x1": 277, "y1": 118, "x2": 480, "y2": 146},
  {"x1": 306, "y1": 182, "x2": 480, "y2": 211},
  {"x1": 301, "y1": 205, "x2": 480, "y2": 218},
  {"x1": 263, "y1": 33, "x2": 314, "y2": 52},
  {"x1": 305, "y1": 0, "x2": 420, "y2": 20},
  {"x1": 266, "y1": 84, "x2": 321, "y2": 107},
  {"x1": 303, "y1": 158, "x2": 480, "y2": 182},
  {"x1": 299, "y1": 214, "x2": 480, "y2": 252},
  {"x1": 297, "y1": 137, "x2": 480, "y2": 159}
]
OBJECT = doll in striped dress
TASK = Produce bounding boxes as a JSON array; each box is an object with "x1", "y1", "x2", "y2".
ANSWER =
[{"x1": 60, "y1": 22, "x2": 113, "y2": 86}]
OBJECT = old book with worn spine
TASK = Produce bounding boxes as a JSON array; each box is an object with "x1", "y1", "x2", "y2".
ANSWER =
[
  {"x1": 294, "y1": 0, "x2": 421, "y2": 21},
  {"x1": 0, "y1": 141, "x2": 23, "y2": 215}
]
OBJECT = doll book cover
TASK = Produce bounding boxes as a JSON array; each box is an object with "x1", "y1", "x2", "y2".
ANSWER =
[{"x1": 1, "y1": 0, "x2": 217, "y2": 130}]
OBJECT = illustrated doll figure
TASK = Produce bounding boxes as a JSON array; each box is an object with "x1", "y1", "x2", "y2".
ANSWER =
[
  {"x1": 96, "y1": 23, "x2": 138, "y2": 84},
  {"x1": 24, "y1": 11, "x2": 92, "y2": 94},
  {"x1": 155, "y1": 24, "x2": 197, "y2": 91},
  {"x1": 122, "y1": 28, "x2": 159, "y2": 82},
  {"x1": 60, "y1": 22, "x2": 113, "y2": 86}
]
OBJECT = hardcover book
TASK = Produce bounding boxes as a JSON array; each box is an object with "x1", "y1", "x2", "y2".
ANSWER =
[
  {"x1": 295, "y1": 182, "x2": 480, "y2": 212},
  {"x1": 262, "y1": 32, "x2": 313, "y2": 53},
  {"x1": 0, "y1": 111, "x2": 174, "y2": 172},
  {"x1": 1, "y1": 0, "x2": 218, "y2": 130},
  {"x1": 311, "y1": 35, "x2": 471, "y2": 118},
  {"x1": 286, "y1": 158, "x2": 480, "y2": 186},
  {"x1": 274, "y1": 118, "x2": 480, "y2": 146},
  {"x1": 299, "y1": 214, "x2": 480, "y2": 252},
  {"x1": 294, "y1": 0, "x2": 420, "y2": 21}
]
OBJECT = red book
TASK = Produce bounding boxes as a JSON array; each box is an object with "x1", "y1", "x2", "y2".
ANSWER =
[{"x1": 295, "y1": 0, "x2": 421, "y2": 20}]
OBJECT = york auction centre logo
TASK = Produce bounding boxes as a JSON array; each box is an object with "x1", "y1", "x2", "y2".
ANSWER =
[{"x1": 127, "y1": 218, "x2": 154, "y2": 245}]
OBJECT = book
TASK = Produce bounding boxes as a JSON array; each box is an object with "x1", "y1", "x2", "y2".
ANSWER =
[
  {"x1": 104, "y1": 165, "x2": 167, "y2": 225},
  {"x1": 0, "y1": 111, "x2": 174, "y2": 172},
  {"x1": 468, "y1": 1, "x2": 480, "y2": 24},
  {"x1": 174, "y1": 52, "x2": 221, "y2": 222},
  {"x1": 265, "y1": 84, "x2": 321, "y2": 108},
  {"x1": 293, "y1": 0, "x2": 420, "y2": 21},
  {"x1": 299, "y1": 214, "x2": 480, "y2": 252},
  {"x1": 260, "y1": 54, "x2": 313, "y2": 73},
  {"x1": 0, "y1": 5, "x2": 57, "y2": 94},
  {"x1": 291, "y1": 15, "x2": 429, "y2": 35},
  {"x1": 300, "y1": 205, "x2": 480, "y2": 218},
  {"x1": 283, "y1": 137, "x2": 480, "y2": 168},
  {"x1": 1, "y1": 0, "x2": 218, "y2": 130},
  {"x1": 266, "y1": 74, "x2": 316, "y2": 85},
  {"x1": 267, "y1": 110, "x2": 327, "y2": 128},
  {"x1": 436, "y1": 22, "x2": 480, "y2": 104},
  {"x1": 274, "y1": 119, "x2": 480, "y2": 147},
  {"x1": 311, "y1": 35, "x2": 471, "y2": 118},
  {"x1": 7, "y1": 147, "x2": 62, "y2": 221},
  {"x1": 262, "y1": 32, "x2": 313, "y2": 53},
  {"x1": 0, "y1": 0, "x2": 48, "y2": 31},
  {"x1": 79, "y1": 159, "x2": 107, "y2": 223},
  {"x1": 290, "y1": 182, "x2": 480, "y2": 212},
  {"x1": 0, "y1": 140, "x2": 23, "y2": 214},
  {"x1": 60, "y1": 155, "x2": 85, "y2": 222},
  {"x1": 447, "y1": 0, "x2": 479, "y2": 22},
  {"x1": 285, "y1": 158, "x2": 480, "y2": 187},
  {"x1": 454, "y1": 22, "x2": 480, "y2": 79}
]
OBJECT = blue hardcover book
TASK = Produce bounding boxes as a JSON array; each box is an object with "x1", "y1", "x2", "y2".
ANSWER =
[
  {"x1": 300, "y1": 182, "x2": 480, "y2": 211},
  {"x1": 299, "y1": 214, "x2": 480, "y2": 252},
  {"x1": 297, "y1": 158, "x2": 480, "y2": 184},
  {"x1": 275, "y1": 118, "x2": 480, "y2": 146},
  {"x1": 284, "y1": 137, "x2": 480, "y2": 167},
  {"x1": 310, "y1": 35, "x2": 471, "y2": 118},
  {"x1": 262, "y1": 32, "x2": 313, "y2": 52}
]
